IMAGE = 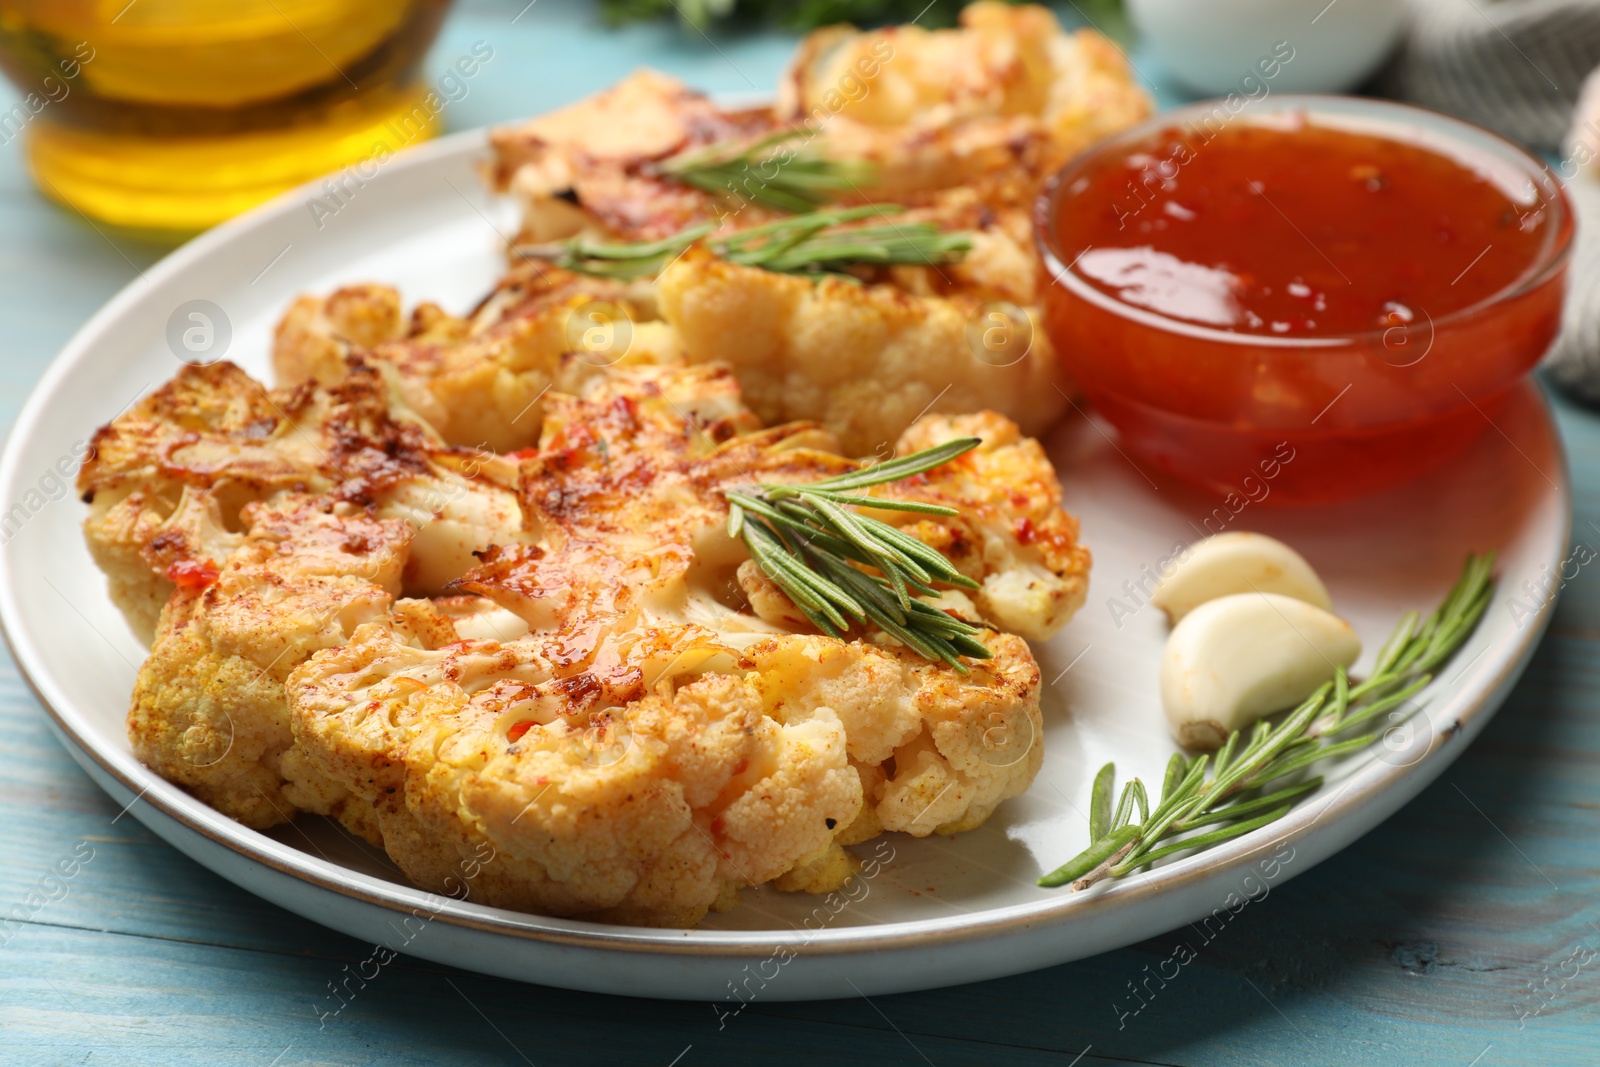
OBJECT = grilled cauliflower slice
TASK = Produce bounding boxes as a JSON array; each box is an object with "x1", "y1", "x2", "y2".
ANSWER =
[
  {"x1": 282, "y1": 363, "x2": 1071, "y2": 925},
  {"x1": 656, "y1": 251, "x2": 1065, "y2": 456},
  {"x1": 780, "y1": 2, "x2": 1151, "y2": 202},
  {"x1": 474, "y1": 7, "x2": 1147, "y2": 452},
  {"x1": 273, "y1": 274, "x2": 682, "y2": 453},
  {"x1": 87, "y1": 332, "x2": 1089, "y2": 925},
  {"x1": 486, "y1": 69, "x2": 781, "y2": 244},
  {"x1": 487, "y1": 6, "x2": 1147, "y2": 243}
]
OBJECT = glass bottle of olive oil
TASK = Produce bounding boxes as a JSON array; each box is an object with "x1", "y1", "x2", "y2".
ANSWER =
[{"x1": 0, "y1": 0, "x2": 451, "y2": 233}]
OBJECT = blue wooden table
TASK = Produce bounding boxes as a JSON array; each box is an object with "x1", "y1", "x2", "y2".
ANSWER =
[{"x1": 3, "y1": 3, "x2": 1598, "y2": 1064}]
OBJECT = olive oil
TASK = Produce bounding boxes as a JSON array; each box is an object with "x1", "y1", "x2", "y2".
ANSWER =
[{"x1": 0, "y1": 0, "x2": 451, "y2": 232}]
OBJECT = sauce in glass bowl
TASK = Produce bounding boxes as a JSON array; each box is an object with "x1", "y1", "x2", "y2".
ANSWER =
[{"x1": 1036, "y1": 97, "x2": 1572, "y2": 504}]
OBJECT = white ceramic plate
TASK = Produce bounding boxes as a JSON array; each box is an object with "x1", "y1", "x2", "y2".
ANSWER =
[{"x1": 0, "y1": 129, "x2": 1569, "y2": 1001}]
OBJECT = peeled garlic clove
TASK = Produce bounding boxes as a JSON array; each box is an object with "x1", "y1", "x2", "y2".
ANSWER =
[
  {"x1": 1161, "y1": 592, "x2": 1360, "y2": 749},
  {"x1": 1152, "y1": 532, "x2": 1332, "y2": 623}
]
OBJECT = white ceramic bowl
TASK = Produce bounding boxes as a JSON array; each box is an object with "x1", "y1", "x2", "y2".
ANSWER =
[{"x1": 1129, "y1": 0, "x2": 1407, "y2": 95}]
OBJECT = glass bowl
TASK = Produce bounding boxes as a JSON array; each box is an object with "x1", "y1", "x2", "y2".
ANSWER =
[{"x1": 1034, "y1": 95, "x2": 1573, "y2": 505}]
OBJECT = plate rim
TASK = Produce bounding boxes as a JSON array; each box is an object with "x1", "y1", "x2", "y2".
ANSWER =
[{"x1": 0, "y1": 127, "x2": 1572, "y2": 961}]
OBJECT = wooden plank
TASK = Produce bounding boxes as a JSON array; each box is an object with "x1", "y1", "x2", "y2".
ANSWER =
[
  {"x1": 1551, "y1": 389, "x2": 1600, "y2": 638},
  {"x1": 1, "y1": 923, "x2": 1154, "y2": 1067},
  {"x1": 0, "y1": 658, "x2": 342, "y2": 959}
]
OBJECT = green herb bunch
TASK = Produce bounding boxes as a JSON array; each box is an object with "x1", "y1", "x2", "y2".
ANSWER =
[{"x1": 517, "y1": 205, "x2": 972, "y2": 281}]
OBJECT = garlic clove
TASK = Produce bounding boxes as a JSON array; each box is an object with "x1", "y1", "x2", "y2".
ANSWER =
[
  {"x1": 1152, "y1": 532, "x2": 1332, "y2": 623},
  {"x1": 1161, "y1": 592, "x2": 1361, "y2": 749}
]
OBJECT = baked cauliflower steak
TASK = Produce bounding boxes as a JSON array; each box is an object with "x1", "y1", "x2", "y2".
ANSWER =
[
  {"x1": 779, "y1": 1, "x2": 1152, "y2": 202},
  {"x1": 480, "y1": 1, "x2": 1150, "y2": 454},
  {"x1": 281, "y1": 363, "x2": 1087, "y2": 926}
]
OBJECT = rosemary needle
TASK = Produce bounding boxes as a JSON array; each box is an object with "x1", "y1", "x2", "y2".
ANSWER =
[
  {"x1": 1039, "y1": 552, "x2": 1496, "y2": 890},
  {"x1": 514, "y1": 205, "x2": 973, "y2": 281},
  {"x1": 726, "y1": 437, "x2": 992, "y2": 670}
]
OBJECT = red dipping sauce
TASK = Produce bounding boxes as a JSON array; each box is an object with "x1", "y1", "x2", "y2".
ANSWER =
[{"x1": 1036, "y1": 98, "x2": 1572, "y2": 503}]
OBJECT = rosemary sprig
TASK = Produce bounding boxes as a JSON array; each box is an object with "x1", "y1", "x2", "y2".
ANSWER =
[
  {"x1": 1039, "y1": 552, "x2": 1496, "y2": 891},
  {"x1": 726, "y1": 438, "x2": 993, "y2": 671},
  {"x1": 515, "y1": 205, "x2": 973, "y2": 281},
  {"x1": 653, "y1": 129, "x2": 876, "y2": 213}
]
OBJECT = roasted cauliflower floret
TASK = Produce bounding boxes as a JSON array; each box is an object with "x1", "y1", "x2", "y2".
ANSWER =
[
  {"x1": 880, "y1": 411, "x2": 1091, "y2": 641},
  {"x1": 84, "y1": 357, "x2": 538, "y2": 829},
  {"x1": 288, "y1": 622, "x2": 861, "y2": 926},
  {"x1": 78, "y1": 358, "x2": 535, "y2": 642},
  {"x1": 656, "y1": 251, "x2": 1066, "y2": 456},
  {"x1": 781, "y1": 2, "x2": 1151, "y2": 201},
  {"x1": 273, "y1": 275, "x2": 683, "y2": 453},
  {"x1": 747, "y1": 631, "x2": 1042, "y2": 837},
  {"x1": 130, "y1": 498, "x2": 410, "y2": 828}
]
